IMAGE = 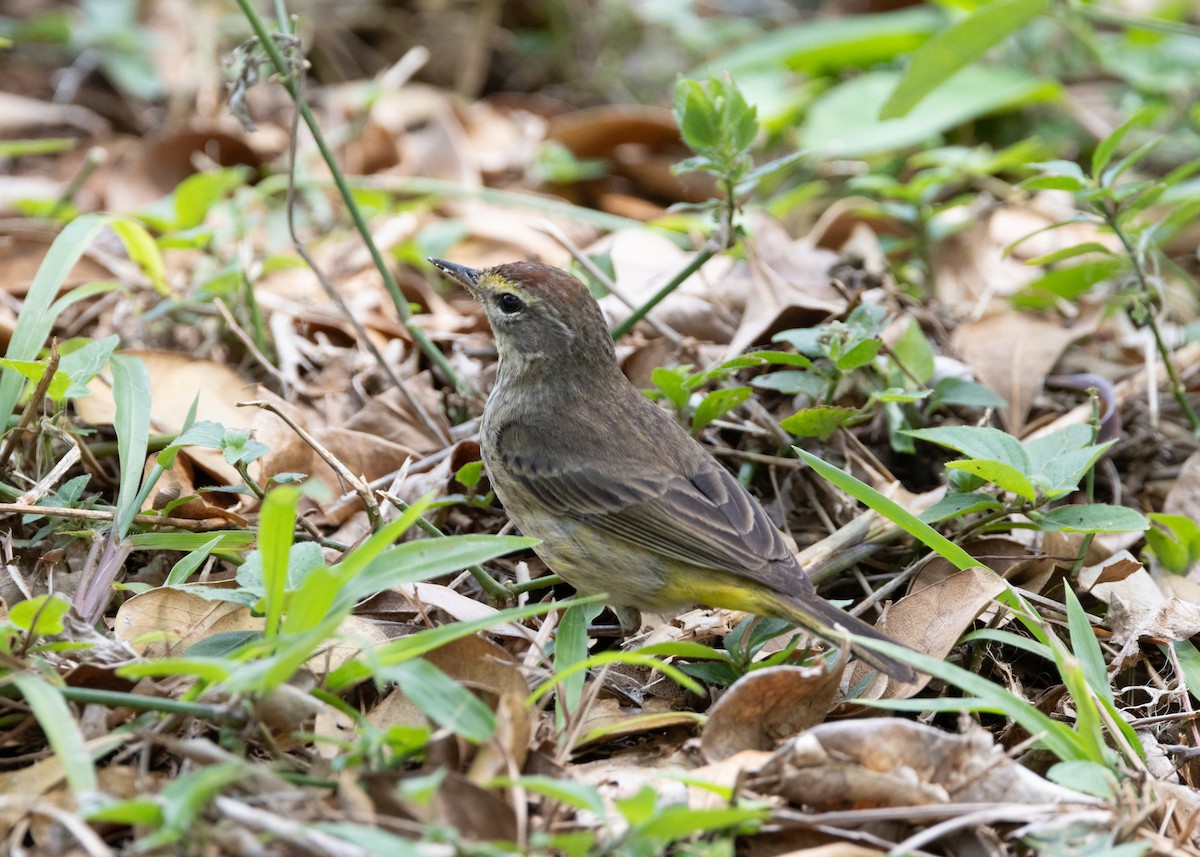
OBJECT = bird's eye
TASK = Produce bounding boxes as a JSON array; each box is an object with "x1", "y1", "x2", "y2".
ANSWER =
[{"x1": 496, "y1": 293, "x2": 525, "y2": 314}]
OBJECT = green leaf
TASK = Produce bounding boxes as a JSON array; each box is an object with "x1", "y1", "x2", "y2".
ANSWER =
[
  {"x1": 905, "y1": 425, "x2": 1032, "y2": 472},
  {"x1": 111, "y1": 217, "x2": 168, "y2": 294},
  {"x1": 1145, "y1": 513, "x2": 1200, "y2": 574},
  {"x1": 9, "y1": 593, "x2": 71, "y2": 636},
  {"x1": 880, "y1": 0, "x2": 1051, "y2": 119},
  {"x1": 946, "y1": 459, "x2": 1037, "y2": 502},
  {"x1": 891, "y1": 317, "x2": 935, "y2": 383},
  {"x1": 1046, "y1": 760, "x2": 1117, "y2": 799},
  {"x1": 651, "y1": 367, "x2": 691, "y2": 412},
  {"x1": 378, "y1": 659, "x2": 496, "y2": 743},
  {"x1": 1092, "y1": 105, "x2": 1159, "y2": 179},
  {"x1": 57, "y1": 334, "x2": 119, "y2": 400},
  {"x1": 12, "y1": 674, "x2": 98, "y2": 797},
  {"x1": 639, "y1": 805, "x2": 767, "y2": 839},
  {"x1": 803, "y1": 66, "x2": 1059, "y2": 157},
  {"x1": 929, "y1": 377, "x2": 1007, "y2": 410},
  {"x1": 555, "y1": 600, "x2": 603, "y2": 731},
  {"x1": 794, "y1": 447, "x2": 980, "y2": 571},
  {"x1": 164, "y1": 536, "x2": 224, "y2": 586},
  {"x1": 1034, "y1": 504, "x2": 1150, "y2": 533},
  {"x1": 674, "y1": 79, "x2": 721, "y2": 155},
  {"x1": 751, "y1": 370, "x2": 826, "y2": 398},
  {"x1": 918, "y1": 491, "x2": 1005, "y2": 523},
  {"x1": 701, "y1": 7, "x2": 944, "y2": 77},
  {"x1": 692, "y1": 386, "x2": 752, "y2": 432},
  {"x1": 257, "y1": 486, "x2": 298, "y2": 639},
  {"x1": 1064, "y1": 587, "x2": 1113, "y2": 706},
  {"x1": 779, "y1": 406, "x2": 861, "y2": 439},
  {"x1": 0, "y1": 214, "x2": 111, "y2": 423},
  {"x1": 835, "y1": 337, "x2": 882, "y2": 371},
  {"x1": 1022, "y1": 242, "x2": 1115, "y2": 266},
  {"x1": 110, "y1": 354, "x2": 151, "y2": 538}
]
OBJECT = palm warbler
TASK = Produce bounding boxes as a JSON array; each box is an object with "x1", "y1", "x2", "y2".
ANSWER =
[{"x1": 433, "y1": 258, "x2": 915, "y2": 682}]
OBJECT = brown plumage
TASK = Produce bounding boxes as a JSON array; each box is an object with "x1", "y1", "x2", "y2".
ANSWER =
[{"x1": 433, "y1": 258, "x2": 916, "y2": 682}]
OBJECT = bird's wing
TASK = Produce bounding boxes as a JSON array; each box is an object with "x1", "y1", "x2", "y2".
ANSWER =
[{"x1": 512, "y1": 447, "x2": 802, "y2": 582}]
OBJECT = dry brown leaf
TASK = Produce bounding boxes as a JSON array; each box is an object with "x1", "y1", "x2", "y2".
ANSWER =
[
  {"x1": 104, "y1": 123, "x2": 263, "y2": 213},
  {"x1": 758, "y1": 719, "x2": 1098, "y2": 810},
  {"x1": 879, "y1": 566, "x2": 1007, "y2": 699},
  {"x1": 1081, "y1": 551, "x2": 1200, "y2": 667},
  {"x1": 77, "y1": 350, "x2": 256, "y2": 485},
  {"x1": 601, "y1": 229, "x2": 738, "y2": 342},
  {"x1": 950, "y1": 308, "x2": 1101, "y2": 435},
  {"x1": 571, "y1": 697, "x2": 704, "y2": 750},
  {"x1": 114, "y1": 585, "x2": 387, "y2": 675},
  {"x1": 732, "y1": 216, "x2": 847, "y2": 355},
  {"x1": 1164, "y1": 450, "x2": 1200, "y2": 520},
  {"x1": 701, "y1": 661, "x2": 843, "y2": 763}
]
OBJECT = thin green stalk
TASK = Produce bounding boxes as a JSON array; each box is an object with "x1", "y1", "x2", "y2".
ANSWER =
[
  {"x1": 1104, "y1": 203, "x2": 1200, "y2": 434},
  {"x1": 231, "y1": 0, "x2": 469, "y2": 395},
  {"x1": 58, "y1": 686, "x2": 244, "y2": 721},
  {"x1": 609, "y1": 247, "x2": 716, "y2": 340}
]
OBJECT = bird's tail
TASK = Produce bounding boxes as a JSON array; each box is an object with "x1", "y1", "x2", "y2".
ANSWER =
[{"x1": 778, "y1": 594, "x2": 917, "y2": 683}]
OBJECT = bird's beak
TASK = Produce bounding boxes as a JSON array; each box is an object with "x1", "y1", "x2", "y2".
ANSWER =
[{"x1": 429, "y1": 258, "x2": 481, "y2": 293}]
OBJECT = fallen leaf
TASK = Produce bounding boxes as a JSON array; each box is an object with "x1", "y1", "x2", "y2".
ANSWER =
[{"x1": 701, "y1": 661, "x2": 843, "y2": 762}]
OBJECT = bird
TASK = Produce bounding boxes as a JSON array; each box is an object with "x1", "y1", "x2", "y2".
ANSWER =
[{"x1": 431, "y1": 258, "x2": 915, "y2": 682}]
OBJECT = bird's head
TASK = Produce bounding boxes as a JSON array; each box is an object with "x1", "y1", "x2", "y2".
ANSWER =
[{"x1": 431, "y1": 259, "x2": 618, "y2": 377}]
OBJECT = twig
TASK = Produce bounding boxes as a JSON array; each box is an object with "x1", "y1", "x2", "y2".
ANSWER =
[
  {"x1": 0, "y1": 502, "x2": 234, "y2": 531},
  {"x1": 213, "y1": 297, "x2": 290, "y2": 391},
  {"x1": 0, "y1": 344, "x2": 59, "y2": 472},
  {"x1": 238, "y1": 399, "x2": 380, "y2": 528}
]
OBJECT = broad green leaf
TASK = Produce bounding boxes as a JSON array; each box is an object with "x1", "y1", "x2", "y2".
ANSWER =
[
  {"x1": 880, "y1": 0, "x2": 1051, "y2": 119},
  {"x1": 701, "y1": 7, "x2": 943, "y2": 77},
  {"x1": 929, "y1": 377, "x2": 1007, "y2": 410},
  {"x1": 946, "y1": 459, "x2": 1037, "y2": 502},
  {"x1": 751, "y1": 370, "x2": 825, "y2": 398},
  {"x1": 803, "y1": 66, "x2": 1059, "y2": 157},
  {"x1": 1034, "y1": 504, "x2": 1150, "y2": 533},
  {"x1": 918, "y1": 491, "x2": 1005, "y2": 523},
  {"x1": 692, "y1": 386, "x2": 751, "y2": 432},
  {"x1": 378, "y1": 659, "x2": 496, "y2": 743},
  {"x1": 891, "y1": 317, "x2": 935, "y2": 383},
  {"x1": 9, "y1": 593, "x2": 71, "y2": 635},
  {"x1": 1046, "y1": 760, "x2": 1117, "y2": 799},
  {"x1": 57, "y1": 334, "x2": 119, "y2": 400},
  {"x1": 905, "y1": 425, "x2": 1032, "y2": 472},
  {"x1": 780, "y1": 406, "x2": 861, "y2": 439},
  {"x1": 835, "y1": 338, "x2": 882, "y2": 371}
]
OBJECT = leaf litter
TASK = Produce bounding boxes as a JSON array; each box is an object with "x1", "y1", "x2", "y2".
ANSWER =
[{"x1": 0, "y1": 3, "x2": 1198, "y2": 856}]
